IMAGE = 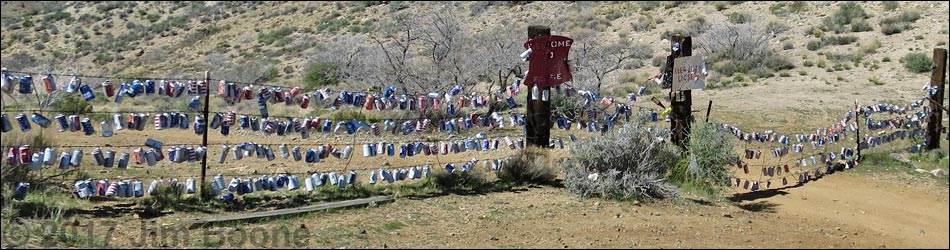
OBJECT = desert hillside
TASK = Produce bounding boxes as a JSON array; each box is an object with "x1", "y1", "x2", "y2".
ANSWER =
[{"x1": 1, "y1": 1, "x2": 948, "y2": 249}]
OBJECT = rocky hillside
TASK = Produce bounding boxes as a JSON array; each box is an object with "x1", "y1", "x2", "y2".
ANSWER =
[{"x1": 1, "y1": 1, "x2": 948, "y2": 96}]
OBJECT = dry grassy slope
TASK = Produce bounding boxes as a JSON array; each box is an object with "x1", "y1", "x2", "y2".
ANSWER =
[{"x1": 1, "y1": 1, "x2": 948, "y2": 131}]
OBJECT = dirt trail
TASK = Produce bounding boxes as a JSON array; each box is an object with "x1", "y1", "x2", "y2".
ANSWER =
[{"x1": 748, "y1": 173, "x2": 950, "y2": 249}]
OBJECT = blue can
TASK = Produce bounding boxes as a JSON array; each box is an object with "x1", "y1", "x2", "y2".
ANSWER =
[
  {"x1": 18, "y1": 75, "x2": 33, "y2": 94},
  {"x1": 179, "y1": 114, "x2": 189, "y2": 129},
  {"x1": 15, "y1": 113, "x2": 31, "y2": 132},
  {"x1": 1, "y1": 114, "x2": 12, "y2": 132},
  {"x1": 292, "y1": 147, "x2": 302, "y2": 161},
  {"x1": 187, "y1": 96, "x2": 200, "y2": 111},
  {"x1": 239, "y1": 115, "x2": 249, "y2": 129},
  {"x1": 144, "y1": 80, "x2": 155, "y2": 95},
  {"x1": 169, "y1": 113, "x2": 179, "y2": 128},
  {"x1": 322, "y1": 120, "x2": 332, "y2": 133},
  {"x1": 507, "y1": 96, "x2": 517, "y2": 107},
  {"x1": 194, "y1": 115, "x2": 206, "y2": 135},
  {"x1": 258, "y1": 97, "x2": 269, "y2": 119},
  {"x1": 30, "y1": 113, "x2": 50, "y2": 128},
  {"x1": 275, "y1": 122, "x2": 286, "y2": 136},
  {"x1": 220, "y1": 192, "x2": 234, "y2": 201},
  {"x1": 342, "y1": 91, "x2": 353, "y2": 104},
  {"x1": 128, "y1": 81, "x2": 142, "y2": 97},
  {"x1": 13, "y1": 182, "x2": 29, "y2": 201},
  {"x1": 145, "y1": 138, "x2": 164, "y2": 150},
  {"x1": 209, "y1": 113, "x2": 223, "y2": 130},
  {"x1": 79, "y1": 84, "x2": 95, "y2": 101},
  {"x1": 113, "y1": 83, "x2": 126, "y2": 103},
  {"x1": 250, "y1": 117, "x2": 260, "y2": 131},
  {"x1": 81, "y1": 118, "x2": 95, "y2": 135},
  {"x1": 220, "y1": 123, "x2": 230, "y2": 136}
]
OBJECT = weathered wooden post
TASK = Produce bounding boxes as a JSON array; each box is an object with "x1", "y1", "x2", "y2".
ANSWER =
[
  {"x1": 200, "y1": 71, "x2": 210, "y2": 201},
  {"x1": 523, "y1": 26, "x2": 573, "y2": 147},
  {"x1": 926, "y1": 48, "x2": 947, "y2": 150},
  {"x1": 665, "y1": 36, "x2": 694, "y2": 149}
]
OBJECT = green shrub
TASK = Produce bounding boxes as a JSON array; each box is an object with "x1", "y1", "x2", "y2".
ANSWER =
[
  {"x1": 806, "y1": 39, "x2": 823, "y2": 51},
  {"x1": 850, "y1": 19, "x2": 872, "y2": 32},
  {"x1": 880, "y1": 10, "x2": 920, "y2": 35},
  {"x1": 714, "y1": 2, "x2": 729, "y2": 11},
  {"x1": 496, "y1": 147, "x2": 558, "y2": 186},
  {"x1": 769, "y1": 3, "x2": 785, "y2": 15},
  {"x1": 303, "y1": 62, "x2": 341, "y2": 88},
  {"x1": 316, "y1": 12, "x2": 351, "y2": 33},
  {"x1": 46, "y1": 11, "x2": 73, "y2": 22},
  {"x1": 262, "y1": 65, "x2": 279, "y2": 81},
  {"x1": 432, "y1": 168, "x2": 490, "y2": 191},
  {"x1": 54, "y1": 94, "x2": 93, "y2": 114},
  {"x1": 820, "y1": 2, "x2": 867, "y2": 34},
  {"x1": 671, "y1": 122, "x2": 736, "y2": 188},
  {"x1": 862, "y1": 40, "x2": 882, "y2": 54},
  {"x1": 727, "y1": 11, "x2": 751, "y2": 24},
  {"x1": 788, "y1": 2, "x2": 807, "y2": 12},
  {"x1": 824, "y1": 35, "x2": 858, "y2": 45},
  {"x1": 882, "y1": 2, "x2": 899, "y2": 11},
  {"x1": 902, "y1": 52, "x2": 933, "y2": 73},
  {"x1": 782, "y1": 41, "x2": 794, "y2": 50},
  {"x1": 638, "y1": 1, "x2": 660, "y2": 11},
  {"x1": 869, "y1": 76, "x2": 885, "y2": 85},
  {"x1": 257, "y1": 26, "x2": 295, "y2": 45}
]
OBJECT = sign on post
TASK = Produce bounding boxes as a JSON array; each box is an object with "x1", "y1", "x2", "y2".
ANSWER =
[
  {"x1": 672, "y1": 55, "x2": 706, "y2": 91},
  {"x1": 523, "y1": 35, "x2": 574, "y2": 88}
]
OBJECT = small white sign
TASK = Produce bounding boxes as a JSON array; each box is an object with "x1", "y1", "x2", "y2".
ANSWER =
[{"x1": 672, "y1": 55, "x2": 706, "y2": 91}]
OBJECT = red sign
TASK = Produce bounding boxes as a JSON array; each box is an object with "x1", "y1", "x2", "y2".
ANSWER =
[{"x1": 523, "y1": 35, "x2": 573, "y2": 88}]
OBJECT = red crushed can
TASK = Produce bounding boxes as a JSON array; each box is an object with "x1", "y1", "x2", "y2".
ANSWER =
[{"x1": 300, "y1": 94, "x2": 310, "y2": 109}]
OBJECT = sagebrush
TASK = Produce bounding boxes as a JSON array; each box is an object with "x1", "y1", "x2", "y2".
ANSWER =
[{"x1": 560, "y1": 113, "x2": 680, "y2": 201}]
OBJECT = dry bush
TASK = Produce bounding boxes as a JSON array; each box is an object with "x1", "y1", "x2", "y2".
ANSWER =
[
  {"x1": 496, "y1": 147, "x2": 558, "y2": 186},
  {"x1": 560, "y1": 113, "x2": 680, "y2": 201}
]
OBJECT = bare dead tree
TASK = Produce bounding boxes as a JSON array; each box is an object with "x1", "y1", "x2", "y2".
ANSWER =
[
  {"x1": 306, "y1": 34, "x2": 376, "y2": 90},
  {"x1": 570, "y1": 29, "x2": 652, "y2": 93},
  {"x1": 475, "y1": 20, "x2": 523, "y2": 98},
  {"x1": 369, "y1": 11, "x2": 420, "y2": 94},
  {"x1": 414, "y1": 6, "x2": 477, "y2": 94},
  {"x1": 697, "y1": 21, "x2": 774, "y2": 65}
]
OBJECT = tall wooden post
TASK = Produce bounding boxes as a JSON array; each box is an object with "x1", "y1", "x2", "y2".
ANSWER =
[
  {"x1": 855, "y1": 100, "x2": 861, "y2": 163},
  {"x1": 200, "y1": 71, "x2": 211, "y2": 200},
  {"x1": 525, "y1": 25, "x2": 553, "y2": 147},
  {"x1": 926, "y1": 48, "x2": 947, "y2": 150},
  {"x1": 669, "y1": 36, "x2": 693, "y2": 149}
]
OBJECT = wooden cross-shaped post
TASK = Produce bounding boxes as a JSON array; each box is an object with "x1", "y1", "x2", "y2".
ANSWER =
[{"x1": 525, "y1": 25, "x2": 553, "y2": 148}]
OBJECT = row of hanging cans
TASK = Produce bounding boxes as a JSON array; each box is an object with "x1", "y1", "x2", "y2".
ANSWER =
[
  {"x1": 201, "y1": 111, "x2": 528, "y2": 137},
  {"x1": 0, "y1": 69, "x2": 206, "y2": 102},
  {"x1": 5, "y1": 139, "x2": 204, "y2": 169},
  {"x1": 6, "y1": 135, "x2": 533, "y2": 169},
  {"x1": 215, "y1": 135, "x2": 529, "y2": 165},
  {"x1": 72, "y1": 157, "x2": 511, "y2": 200},
  {"x1": 0, "y1": 110, "x2": 526, "y2": 136},
  {"x1": 0, "y1": 111, "x2": 189, "y2": 135},
  {"x1": 220, "y1": 82, "x2": 513, "y2": 115}
]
